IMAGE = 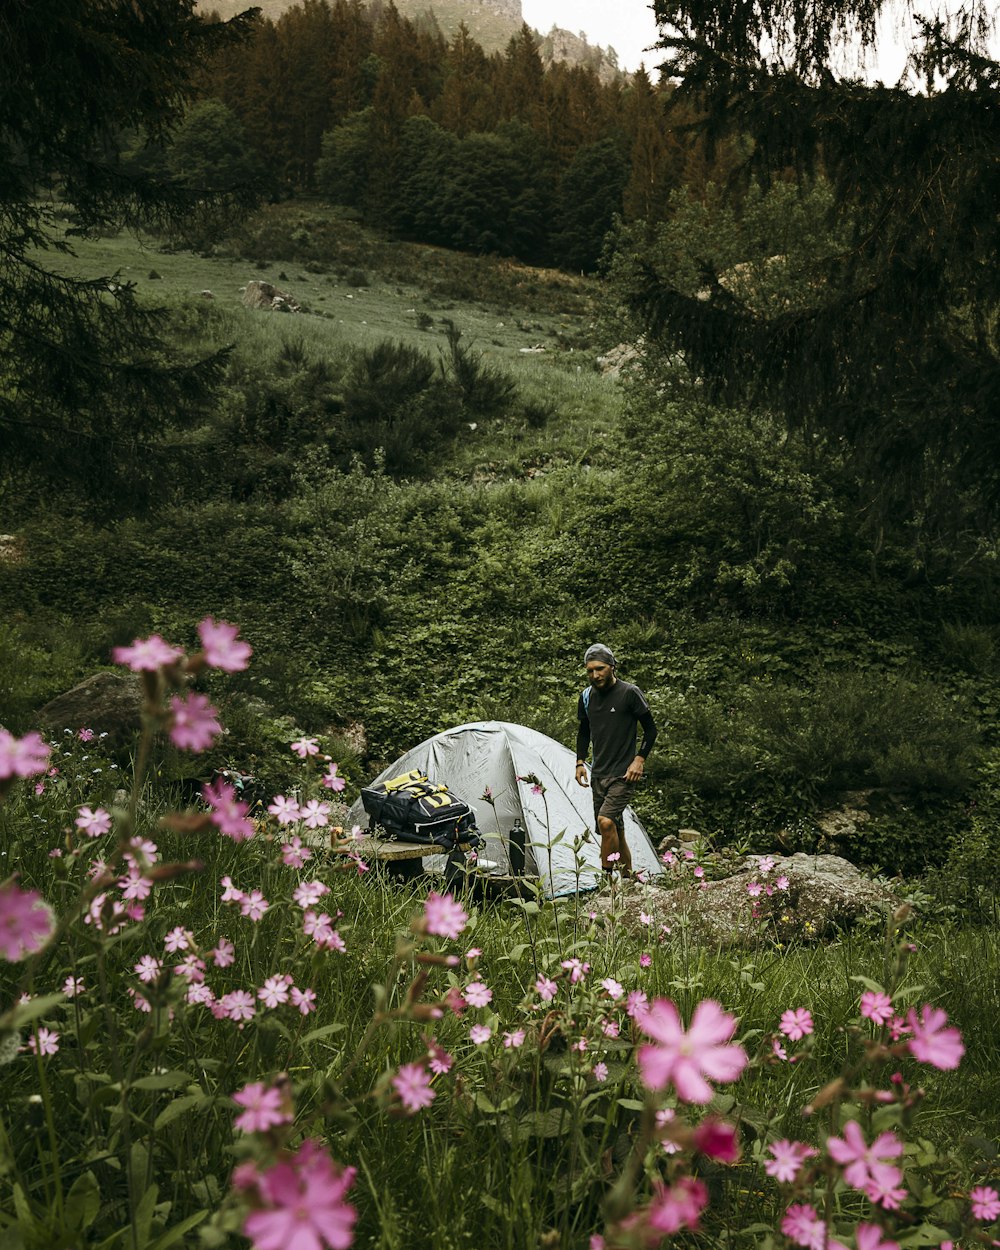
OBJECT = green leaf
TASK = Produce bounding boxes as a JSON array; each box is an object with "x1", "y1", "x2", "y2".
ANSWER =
[
  {"x1": 134, "y1": 1183, "x2": 158, "y2": 1249},
  {"x1": 11, "y1": 1187, "x2": 35, "y2": 1235},
  {"x1": 616, "y1": 1098, "x2": 645, "y2": 1111},
  {"x1": 146, "y1": 1209, "x2": 208, "y2": 1250},
  {"x1": 301, "y1": 1022, "x2": 346, "y2": 1045},
  {"x1": 847, "y1": 975, "x2": 886, "y2": 993},
  {"x1": 1, "y1": 993, "x2": 65, "y2": 1031},
  {"x1": 65, "y1": 1170, "x2": 101, "y2": 1231},
  {"x1": 131, "y1": 1071, "x2": 192, "y2": 1091},
  {"x1": 895, "y1": 1223, "x2": 951, "y2": 1247},
  {"x1": 154, "y1": 1092, "x2": 212, "y2": 1130}
]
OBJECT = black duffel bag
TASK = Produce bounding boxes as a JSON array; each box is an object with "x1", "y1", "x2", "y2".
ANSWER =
[{"x1": 361, "y1": 769, "x2": 482, "y2": 849}]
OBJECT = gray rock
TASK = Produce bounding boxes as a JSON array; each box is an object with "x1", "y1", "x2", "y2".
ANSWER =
[
  {"x1": 36, "y1": 671, "x2": 143, "y2": 746},
  {"x1": 598, "y1": 853, "x2": 893, "y2": 947},
  {"x1": 241, "y1": 279, "x2": 300, "y2": 313}
]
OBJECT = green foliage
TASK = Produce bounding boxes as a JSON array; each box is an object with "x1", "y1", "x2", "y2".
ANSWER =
[
  {"x1": 0, "y1": 0, "x2": 258, "y2": 507},
  {"x1": 640, "y1": 1, "x2": 1000, "y2": 533},
  {"x1": 551, "y1": 136, "x2": 631, "y2": 273},
  {"x1": 613, "y1": 394, "x2": 849, "y2": 613}
]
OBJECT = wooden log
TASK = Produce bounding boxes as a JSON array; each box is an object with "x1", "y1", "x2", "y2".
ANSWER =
[{"x1": 330, "y1": 833, "x2": 435, "y2": 862}]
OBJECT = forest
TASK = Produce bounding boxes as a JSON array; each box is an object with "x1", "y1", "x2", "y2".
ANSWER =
[{"x1": 2, "y1": 1, "x2": 1000, "y2": 1248}]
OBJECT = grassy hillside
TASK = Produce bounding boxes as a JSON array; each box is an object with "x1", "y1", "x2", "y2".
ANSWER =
[{"x1": 5, "y1": 198, "x2": 1000, "y2": 893}]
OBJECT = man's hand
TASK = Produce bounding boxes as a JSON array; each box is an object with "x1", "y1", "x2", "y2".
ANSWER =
[
  {"x1": 575, "y1": 762, "x2": 589, "y2": 788},
  {"x1": 624, "y1": 756, "x2": 645, "y2": 783}
]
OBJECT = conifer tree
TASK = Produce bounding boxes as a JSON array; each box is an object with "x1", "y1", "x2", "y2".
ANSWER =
[
  {"x1": 0, "y1": 0, "x2": 257, "y2": 506},
  {"x1": 635, "y1": 0, "x2": 1000, "y2": 524}
]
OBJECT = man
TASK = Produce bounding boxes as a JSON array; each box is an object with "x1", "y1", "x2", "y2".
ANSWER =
[{"x1": 574, "y1": 643, "x2": 657, "y2": 876}]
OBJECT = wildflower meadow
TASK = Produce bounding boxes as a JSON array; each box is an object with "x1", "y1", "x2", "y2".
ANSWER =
[{"x1": 1, "y1": 625, "x2": 998, "y2": 1250}]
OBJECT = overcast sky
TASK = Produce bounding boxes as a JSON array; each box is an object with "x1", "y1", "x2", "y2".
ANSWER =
[
  {"x1": 520, "y1": 1, "x2": 998, "y2": 82},
  {"x1": 521, "y1": 1, "x2": 662, "y2": 72}
]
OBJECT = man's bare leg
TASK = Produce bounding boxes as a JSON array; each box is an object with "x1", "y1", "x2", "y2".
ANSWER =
[{"x1": 598, "y1": 815, "x2": 620, "y2": 870}]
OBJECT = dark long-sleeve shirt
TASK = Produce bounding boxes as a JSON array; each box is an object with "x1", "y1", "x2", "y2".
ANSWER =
[{"x1": 575, "y1": 679, "x2": 657, "y2": 779}]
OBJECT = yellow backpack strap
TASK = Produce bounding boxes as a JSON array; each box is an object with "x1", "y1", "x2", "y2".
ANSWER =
[{"x1": 384, "y1": 770, "x2": 426, "y2": 792}]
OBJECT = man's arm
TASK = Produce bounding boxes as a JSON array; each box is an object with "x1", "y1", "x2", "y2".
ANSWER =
[
  {"x1": 575, "y1": 694, "x2": 590, "y2": 787},
  {"x1": 624, "y1": 700, "x2": 657, "y2": 782}
]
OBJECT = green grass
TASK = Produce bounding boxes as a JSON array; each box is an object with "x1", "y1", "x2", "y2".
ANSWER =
[
  {"x1": 2, "y1": 726, "x2": 998, "y2": 1249},
  {"x1": 52, "y1": 200, "x2": 621, "y2": 478}
]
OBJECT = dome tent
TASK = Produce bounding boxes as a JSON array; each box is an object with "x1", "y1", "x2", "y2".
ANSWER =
[{"x1": 346, "y1": 721, "x2": 663, "y2": 897}]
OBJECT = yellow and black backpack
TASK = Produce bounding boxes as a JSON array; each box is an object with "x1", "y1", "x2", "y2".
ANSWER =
[{"x1": 360, "y1": 769, "x2": 481, "y2": 849}]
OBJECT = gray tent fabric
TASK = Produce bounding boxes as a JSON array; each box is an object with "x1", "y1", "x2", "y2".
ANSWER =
[{"x1": 346, "y1": 721, "x2": 663, "y2": 897}]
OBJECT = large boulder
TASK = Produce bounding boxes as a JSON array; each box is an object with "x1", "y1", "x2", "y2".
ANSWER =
[
  {"x1": 36, "y1": 671, "x2": 143, "y2": 746},
  {"x1": 600, "y1": 853, "x2": 894, "y2": 946},
  {"x1": 241, "y1": 279, "x2": 300, "y2": 313}
]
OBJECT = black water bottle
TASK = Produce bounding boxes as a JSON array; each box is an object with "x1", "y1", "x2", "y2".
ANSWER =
[{"x1": 509, "y1": 818, "x2": 526, "y2": 876}]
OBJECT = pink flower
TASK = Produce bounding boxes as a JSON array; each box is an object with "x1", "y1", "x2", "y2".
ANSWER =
[
  {"x1": 626, "y1": 989, "x2": 648, "y2": 1018},
  {"x1": 693, "y1": 1117, "x2": 741, "y2": 1162},
  {"x1": 423, "y1": 892, "x2": 468, "y2": 940},
  {"x1": 469, "y1": 1024, "x2": 492, "y2": 1044},
  {"x1": 119, "y1": 870, "x2": 152, "y2": 902},
  {"x1": 592, "y1": 1062, "x2": 609, "y2": 1082},
  {"x1": 862, "y1": 1162, "x2": 907, "y2": 1210},
  {"x1": 241, "y1": 1140, "x2": 356, "y2": 1250},
  {"x1": 781, "y1": 1203, "x2": 826, "y2": 1250},
  {"x1": 290, "y1": 986, "x2": 317, "y2": 1015},
  {"x1": 779, "y1": 1008, "x2": 814, "y2": 1041},
  {"x1": 112, "y1": 634, "x2": 183, "y2": 672},
  {"x1": 28, "y1": 1026, "x2": 60, "y2": 1056},
  {"x1": 970, "y1": 1186, "x2": 1000, "y2": 1221},
  {"x1": 164, "y1": 926, "x2": 192, "y2": 953},
  {"x1": 268, "y1": 795, "x2": 301, "y2": 825},
  {"x1": 636, "y1": 998, "x2": 748, "y2": 1103},
  {"x1": 601, "y1": 977, "x2": 624, "y2": 1000},
  {"x1": 747, "y1": 881, "x2": 763, "y2": 897},
  {"x1": 197, "y1": 617, "x2": 252, "y2": 672},
  {"x1": 856, "y1": 1224, "x2": 901, "y2": 1250},
  {"x1": 281, "y1": 836, "x2": 312, "y2": 869},
  {"x1": 0, "y1": 729, "x2": 51, "y2": 780},
  {"x1": 535, "y1": 976, "x2": 558, "y2": 1001},
  {"x1": 465, "y1": 980, "x2": 492, "y2": 1008},
  {"x1": 294, "y1": 881, "x2": 330, "y2": 909},
  {"x1": 301, "y1": 800, "x2": 331, "y2": 829},
  {"x1": 238, "y1": 891, "x2": 269, "y2": 922},
  {"x1": 168, "y1": 692, "x2": 221, "y2": 752},
  {"x1": 602, "y1": 1019, "x2": 620, "y2": 1038},
  {"x1": 427, "y1": 1042, "x2": 453, "y2": 1075},
  {"x1": 208, "y1": 940, "x2": 235, "y2": 965},
  {"x1": 639, "y1": 952, "x2": 652, "y2": 968},
  {"x1": 0, "y1": 882, "x2": 55, "y2": 960},
  {"x1": 647, "y1": 1176, "x2": 709, "y2": 1235},
  {"x1": 290, "y1": 737, "x2": 319, "y2": 759},
  {"x1": 764, "y1": 1139, "x2": 818, "y2": 1183},
  {"x1": 75, "y1": 805, "x2": 112, "y2": 837},
  {"x1": 561, "y1": 958, "x2": 589, "y2": 983},
  {"x1": 503, "y1": 1029, "x2": 525, "y2": 1049},
  {"x1": 905, "y1": 1004, "x2": 964, "y2": 1070},
  {"x1": 757, "y1": 855, "x2": 776, "y2": 874},
  {"x1": 775, "y1": 874, "x2": 790, "y2": 890},
  {"x1": 134, "y1": 955, "x2": 162, "y2": 982},
  {"x1": 259, "y1": 976, "x2": 291, "y2": 1009},
  {"x1": 392, "y1": 1063, "x2": 435, "y2": 1114},
  {"x1": 77, "y1": 727, "x2": 95, "y2": 742},
  {"x1": 220, "y1": 876, "x2": 244, "y2": 903},
  {"x1": 62, "y1": 976, "x2": 85, "y2": 998},
  {"x1": 860, "y1": 990, "x2": 894, "y2": 1026},
  {"x1": 203, "y1": 779, "x2": 255, "y2": 842},
  {"x1": 233, "y1": 1081, "x2": 292, "y2": 1133},
  {"x1": 826, "y1": 1121, "x2": 904, "y2": 1189},
  {"x1": 219, "y1": 990, "x2": 256, "y2": 1023},
  {"x1": 322, "y1": 764, "x2": 346, "y2": 792}
]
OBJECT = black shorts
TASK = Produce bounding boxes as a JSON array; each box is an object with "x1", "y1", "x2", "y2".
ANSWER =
[{"x1": 592, "y1": 775, "x2": 636, "y2": 831}]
